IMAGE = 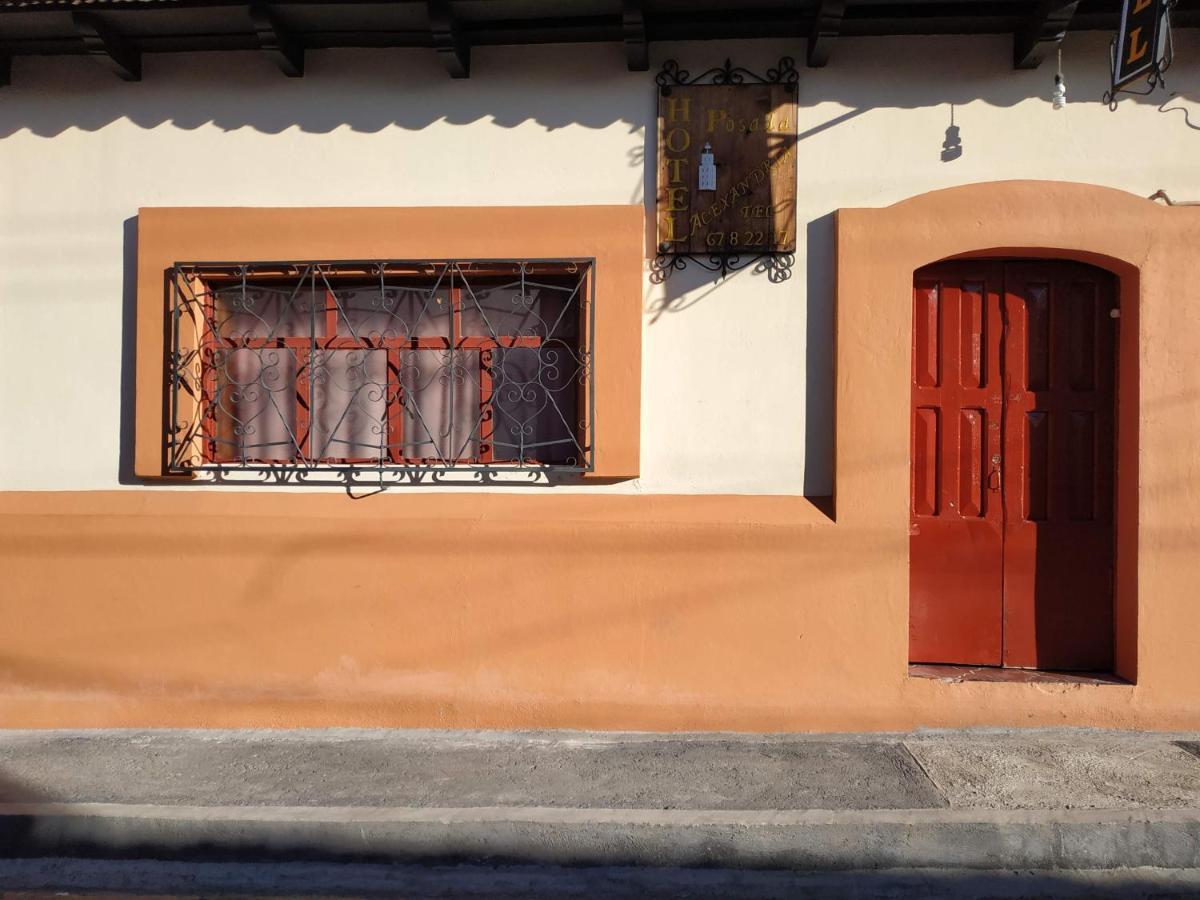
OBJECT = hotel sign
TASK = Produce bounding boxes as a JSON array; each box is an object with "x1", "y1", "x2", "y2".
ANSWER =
[
  {"x1": 1113, "y1": 0, "x2": 1168, "y2": 90},
  {"x1": 656, "y1": 65, "x2": 798, "y2": 259}
]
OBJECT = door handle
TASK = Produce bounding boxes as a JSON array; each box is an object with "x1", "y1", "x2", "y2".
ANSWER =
[{"x1": 988, "y1": 454, "x2": 1002, "y2": 492}]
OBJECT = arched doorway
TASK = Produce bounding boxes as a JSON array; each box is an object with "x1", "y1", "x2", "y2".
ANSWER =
[{"x1": 909, "y1": 258, "x2": 1117, "y2": 671}]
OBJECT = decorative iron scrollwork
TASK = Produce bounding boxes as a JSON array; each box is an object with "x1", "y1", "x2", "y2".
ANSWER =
[
  {"x1": 649, "y1": 251, "x2": 794, "y2": 284},
  {"x1": 656, "y1": 56, "x2": 799, "y2": 93}
]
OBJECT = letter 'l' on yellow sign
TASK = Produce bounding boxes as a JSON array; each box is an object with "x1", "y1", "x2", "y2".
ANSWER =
[{"x1": 1112, "y1": 0, "x2": 1165, "y2": 91}]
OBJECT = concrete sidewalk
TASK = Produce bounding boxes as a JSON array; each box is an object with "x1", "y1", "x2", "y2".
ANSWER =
[{"x1": 1, "y1": 729, "x2": 1198, "y2": 870}]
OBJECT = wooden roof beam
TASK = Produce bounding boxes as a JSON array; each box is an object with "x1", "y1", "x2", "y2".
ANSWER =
[
  {"x1": 249, "y1": 1, "x2": 304, "y2": 77},
  {"x1": 71, "y1": 11, "x2": 141, "y2": 81},
  {"x1": 1013, "y1": 0, "x2": 1079, "y2": 69},
  {"x1": 622, "y1": 0, "x2": 649, "y2": 71},
  {"x1": 808, "y1": 0, "x2": 846, "y2": 67},
  {"x1": 429, "y1": 0, "x2": 470, "y2": 78}
]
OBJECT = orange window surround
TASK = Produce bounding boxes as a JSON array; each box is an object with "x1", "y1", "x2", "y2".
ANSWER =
[{"x1": 133, "y1": 206, "x2": 644, "y2": 482}]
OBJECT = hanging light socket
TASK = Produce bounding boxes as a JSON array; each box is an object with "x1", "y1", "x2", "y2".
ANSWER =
[
  {"x1": 1052, "y1": 73, "x2": 1067, "y2": 109},
  {"x1": 1052, "y1": 48, "x2": 1067, "y2": 110}
]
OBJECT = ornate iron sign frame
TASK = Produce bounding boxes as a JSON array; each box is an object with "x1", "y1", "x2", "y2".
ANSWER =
[
  {"x1": 652, "y1": 57, "x2": 799, "y2": 283},
  {"x1": 1104, "y1": 0, "x2": 1176, "y2": 108}
]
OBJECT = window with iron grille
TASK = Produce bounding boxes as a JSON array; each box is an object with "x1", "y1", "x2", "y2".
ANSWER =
[{"x1": 167, "y1": 260, "x2": 594, "y2": 483}]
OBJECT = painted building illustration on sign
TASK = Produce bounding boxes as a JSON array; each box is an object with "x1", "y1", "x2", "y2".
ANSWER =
[{"x1": 1, "y1": 0, "x2": 1199, "y2": 732}]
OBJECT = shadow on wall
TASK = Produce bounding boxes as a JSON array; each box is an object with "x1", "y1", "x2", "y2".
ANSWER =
[
  {"x1": 1, "y1": 34, "x2": 1197, "y2": 139},
  {"x1": 119, "y1": 216, "x2": 139, "y2": 486},
  {"x1": 941, "y1": 104, "x2": 964, "y2": 162},
  {"x1": 1159, "y1": 91, "x2": 1200, "y2": 129},
  {"x1": 0, "y1": 770, "x2": 53, "y2": 860},
  {"x1": 0, "y1": 43, "x2": 647, "y2": 139},
  {"x1": 804, "y1": 214, "x2": 836, "y2": 499}
]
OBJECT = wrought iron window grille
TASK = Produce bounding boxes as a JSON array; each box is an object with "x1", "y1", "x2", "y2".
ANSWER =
[{"x1": 167, "y1": 259, "x2": 595, "y2": 487}]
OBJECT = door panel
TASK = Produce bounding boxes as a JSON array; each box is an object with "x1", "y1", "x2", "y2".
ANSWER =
[
  {"x1": 1001, "y1": 263, "x2": 1116, "y2": 670},
  {"x1": 909, "y1": 265, "x2": 1005, "y2": 665},
  {"x1": 910, "y1": 260, "x2": 1117, "y2": 670}
]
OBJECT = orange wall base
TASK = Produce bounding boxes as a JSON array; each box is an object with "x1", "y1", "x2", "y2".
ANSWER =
[{"x1": 0, "y1": 489, "x2": 1196, "y2": 732}]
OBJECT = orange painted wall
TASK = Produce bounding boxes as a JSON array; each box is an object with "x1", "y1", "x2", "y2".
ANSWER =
[{"x1": 2, "y1": 181, "x2": 1199, "y2": 732}]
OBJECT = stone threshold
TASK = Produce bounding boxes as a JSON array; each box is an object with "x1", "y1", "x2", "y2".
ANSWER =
[{"x1": 908, "y1": 663, "x2": 1129, "y2": 686}]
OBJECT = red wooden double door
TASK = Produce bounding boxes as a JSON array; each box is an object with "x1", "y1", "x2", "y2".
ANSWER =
[{"x1": 910, "y1": 260, "x2": 1117, "y2": 670}]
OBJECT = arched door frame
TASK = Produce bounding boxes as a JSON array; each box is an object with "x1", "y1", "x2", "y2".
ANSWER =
[{"x1": 834, "y1": 181, "x2": 1145, "y2": 682}]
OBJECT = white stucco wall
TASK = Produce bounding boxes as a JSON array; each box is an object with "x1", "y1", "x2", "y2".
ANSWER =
[{"x1": 1, "y1": 33, "x2": 1197, "y2": 494}]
